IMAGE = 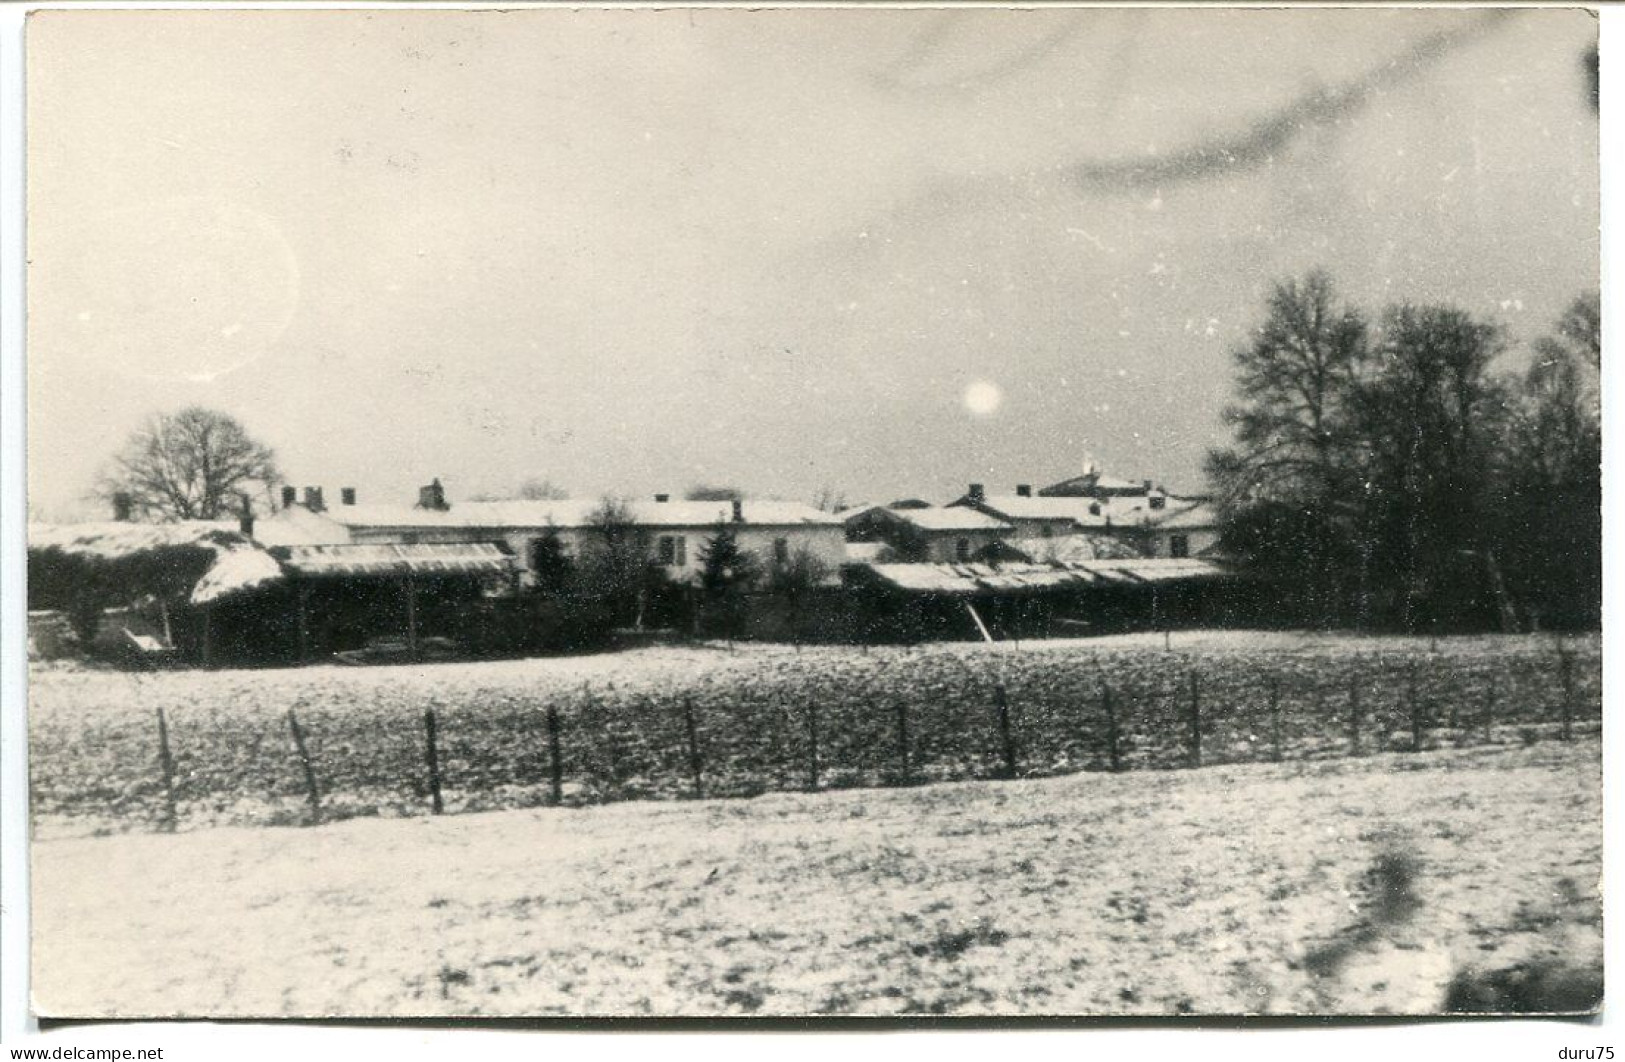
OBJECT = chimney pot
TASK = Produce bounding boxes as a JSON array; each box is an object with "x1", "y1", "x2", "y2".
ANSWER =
[
  {"x1": 280, "y1": 485, "x2": 297, "y2": 510},
  {"x1": 731, "y1": 498, "x2": 744, "y2": 523},
  {"x1": 1016, "y1": 484, "x2": 1032, "y2": 497},
  {"x1": 304, "y1": 486, "x2": 325, "y2": 512},
  {"x1": 340, "y1": 487, "x2": 357, "y2": 506},
  {"x1": 417, "y1": 478, "x2": 448, "y2": 511}
]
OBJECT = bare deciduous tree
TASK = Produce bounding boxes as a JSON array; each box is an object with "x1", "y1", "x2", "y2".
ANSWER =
[{"x1": 99, "y1": 407, "x2": 281, "y2": 521}]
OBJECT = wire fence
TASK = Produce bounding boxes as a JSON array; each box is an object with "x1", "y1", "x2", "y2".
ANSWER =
[{"x1": 31, "y1": 640, "x2": 1603, "y2": 835}]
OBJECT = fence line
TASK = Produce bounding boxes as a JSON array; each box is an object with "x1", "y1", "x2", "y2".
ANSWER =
[{"x1": 57, "y1": 648, "x2": 1604, "y2": 835}]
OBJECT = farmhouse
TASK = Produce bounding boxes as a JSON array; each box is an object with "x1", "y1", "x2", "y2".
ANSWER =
[
  {"x1": 842, "y1": 503, "x2": 1015, "y2": 563},
  {"x1": 948, "y1": 475, "x2": 1223, "y2": 559},
  {"x1": 254, "y1": 482, "x2": 846, "y2": 588}
]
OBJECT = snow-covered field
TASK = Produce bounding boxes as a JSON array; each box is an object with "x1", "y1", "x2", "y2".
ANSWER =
[
  {"x1": 29, "y1": 631, "x2": 1601, "y2": 838},
  {"x1": 32, "y1": 737, "x2": 1602, "y2": 1018}
]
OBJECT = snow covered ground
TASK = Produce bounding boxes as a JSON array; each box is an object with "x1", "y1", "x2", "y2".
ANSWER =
[{"x1": 32, "y1": 736, "x2": 1602, "y2": 1018}]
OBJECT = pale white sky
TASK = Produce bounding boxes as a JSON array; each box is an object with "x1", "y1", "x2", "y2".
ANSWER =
[{"x1": 26, "y1": 7, "x2": 1599, "y2": 520}]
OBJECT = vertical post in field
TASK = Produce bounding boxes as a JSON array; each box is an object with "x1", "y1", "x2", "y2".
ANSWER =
[
  {"x1": 1347, "y1": 669, "x2": 1362, "y2": 756},
  {"x1": 1557, "y1": 645, "x2": 1575, "y2": 741},
  {"x1": 423, "y1": 708, "x2": 444, "y2": 815},
  {"x1": 683, "y1": 696, "x2": 704, "y2": 799},
  {"x1": 1102, "y1": 679, "x2": 1120, "y2": 773},
  {"x1": 994, "y1": 684, "x2": 1017, "y2": 780},
  {"x1": 806, "y1": 700, "x2": 820, "y2": 792},
  {"x1": 287, "y1": 708, "x2": 322, "y2": 825},
  {"x1": 546, "y1": 704, "x2": 564, "y2": 805},
  {"x1": 1186, "y1": 670, "x2": 1202, "y2": 769},
  {"x1": 1408, "y1": 661, "x2": 1423, "y2": 753},
  {"x1": 1268, "y1": 676, "x2": 1283, "y2": 764},
  {"x1": 894, "y1": 700, "x2": 911, "y2": 786},
  {"x1": 156, "y1": 708, "x2": 178, "y2": 833}
]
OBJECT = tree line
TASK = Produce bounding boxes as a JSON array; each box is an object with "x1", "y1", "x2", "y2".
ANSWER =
[{"x1": 1207, "y1": 271, "x2": 1600, "y2": 632}]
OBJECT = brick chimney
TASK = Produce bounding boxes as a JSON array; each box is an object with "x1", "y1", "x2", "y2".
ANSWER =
[
  {"x1": 968, "y1": 483, "x2": 985, "y2": 502},
  {"x1": 1142, "y1": 479, "x2": 1154, "y2": 494},
  {"x1": 303, "y1": 486, "x2": 325, "y2": 512},
  {"x1": 238, "y1": 496, "x2": 255, "y2": 539},
  {"x1": 654, "y1": 493, "x2": 670, "y2": 503},
  {"x1": 1016, "y1": 484, "x2": 1032, "y2": 497},
  {"x1": 731, "y1": 498, "x2": 744, "y2": 523},
  {"x1": 281, "y1": 485, "x2": 297, "y2": 510},
  {"x1": 417, "y1": 478, "x2": 448, "y2": 511},
  {"x1": 111, "y1": 492, "x2": 133, "y2": 521},
  {"x1": 340, "y1": 487, "x2": 357, "y2": 506}
]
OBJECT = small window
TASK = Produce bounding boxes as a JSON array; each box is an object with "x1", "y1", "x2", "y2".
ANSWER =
[
  {"x1": 1170, "y1": 534, "x2": 1190, "y2": 559},
  {"x1": 1149, "y1": 495, "x2": 1167, "y2": 511},
  {"x1": 773, "y1": 537, "x2": 789, "y2": 565},
  {"x1": 653, "y1": 535, "x2": 679, "y2": 571},
  {"x1": 955, "y1": 537, "x2": 971, "y2": 562}
]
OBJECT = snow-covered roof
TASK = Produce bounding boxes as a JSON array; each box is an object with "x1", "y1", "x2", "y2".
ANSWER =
[
  {"x1": 28, "y1": 520, "x2": 242, "y2": 558},
  {"x1": 321, "y1": 498, "x2": 841, "y2": 530},
  {"x1": 1143, "y1": 501, "x2": 1221, "y2": 530},
  {"x1": 843, "y1": 504, "x2": 1012, "y2": 533},
  {"x1": 860, "y1": 558, "x2": 1235, "y2": 596},
  {"x1": 960, "y1": 495, "x2": 1115, "y2": 527},
  {"x1": 1011, "y1": 534, "x2": 1144, "y2": 563},
  {"x1": 190, "y1": 546, "x2": 287, "y2": 605},
  {"x1": 277, "y1": 542, "x2": 516, "y2": 578}
]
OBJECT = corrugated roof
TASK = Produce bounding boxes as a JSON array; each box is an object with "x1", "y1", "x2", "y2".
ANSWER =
[
  {"x1": 1011, "y1": 533, "x2": 1144, "y2": 563},
  {"x1": 323, "y1": 498, "x2": 841, "y2": 531},
  {"x1": 277, "y1": 542, "x2": 516, "y2": 578},
  {"x1": 861, "y1": 558, "x2": 1233, "y2": 596}
]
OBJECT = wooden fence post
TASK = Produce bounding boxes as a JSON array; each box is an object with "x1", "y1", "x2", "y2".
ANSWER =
[
  {"x1": 1186, "y1": 671, "x2": 1201, "y2": 769},
  {"x1": 994, "y1": 684, "x2": 1017, "y2": 780},
  {"x1": 1408, "y1": 662, "x2": 1424, "y2": 753},
  {"x1": 806, "y1": 700, "x2": 820, "y2": 792},
  {"x1": 546, "y1": 705, "x2": 564, "y2": 805},
  {"x1": 1347, "y1": 672, "x2": 1362, "y2": 756},
  {"x1": 895, "y1": 701, "x2": 911, "y2": 786},
  {"x1": 1101, "y1": 679, "x2": 1120, "y2": 773},
  {"x1": 683, "y1": 696, "x2": 704, "y2": 799},
  {"x1": 156, "y1": 708, "x2": 178, "y2": 833},
  {"x1": 1268, "y1": 677, "x2": 1283, "y2": 764},
  {"x1": 1481, "y1": 682, "x2": 1496, "y2": 743},
  {"x1": 287, "y1": 708, "x2": 322, "y2": 825},
  {"x1": 423, "y1": 708, "x2": 444, "y2": 815},
  {"x1": 1558, "y1": 646, "x2": 1574, "y2": 741}
]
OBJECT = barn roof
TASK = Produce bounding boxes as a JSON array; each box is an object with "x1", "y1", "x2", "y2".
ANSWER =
[
  {"x1": 859, "y1": 558, "x2": 1233, "y2": 596},
  {"x1": 276, "y1": 542, "x2": 517, "y2": 578},
  {"x1": 28, "y1": 520, "x2": 243, "y2": 558},
  {"x1": 190, "y1": 546, "x2": 287, "y2": 605}
]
